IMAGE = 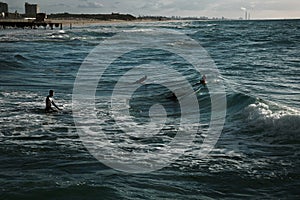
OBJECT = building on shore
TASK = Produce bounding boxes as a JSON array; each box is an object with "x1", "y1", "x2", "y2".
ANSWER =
[
  {"x1": 0, "y1": 2, "x2": 8, "y2": 13},
  {"x1": 0, "y1": 2, "x2": 22, "y2": 19},
  {"x1": 5, "y1": 11, "x2": 21, "y2": 19},
  {"x1": 0, "y1": 2, "x2": 8, "y2": 18},
  {"x1": 25, "y1": 2, "x2": 39, "y2": 18},
  {"x1": 36, "y1": 13, "x2": 47, "y2": 22}
]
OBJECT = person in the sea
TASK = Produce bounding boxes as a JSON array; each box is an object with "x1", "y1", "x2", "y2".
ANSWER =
[
  {"x1": 45, "y1": 90, "x2": 62, "y2": 112},
  {"x1": 200, "y1": 75, "x2": 207, "y2": 85}
]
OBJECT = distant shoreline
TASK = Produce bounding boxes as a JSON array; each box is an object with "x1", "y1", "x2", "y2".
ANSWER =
[
  {"x1": 46, "y1": 17, "x2": 300, "y2": 23},
  {"x1": 0, "y1": 17, "x2": 299, "y2": 30},
  {"x1": 0, "y1": 18, "x2": 166, "y2": 30},
  {"x1": 47, "y1": 18, "x2": 180, "y2": 28},
  {"x1": 48, "y1": 19, "x2": 132, "y2": 27}
]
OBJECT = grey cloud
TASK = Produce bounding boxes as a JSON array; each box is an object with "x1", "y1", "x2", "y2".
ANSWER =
[
  {"x1": 53, "y1": 3, "x2": 70, "y2": 7},
  {"x1": 78, "y1": 1, "x2": 104, "y2": 8},
  {"x1": 254, "y1": 1, "x2": 300, "y2": 11}
]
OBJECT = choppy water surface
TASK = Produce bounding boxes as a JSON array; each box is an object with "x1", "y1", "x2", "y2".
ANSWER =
[{"x1": 1, "y1": 20, "x2": 300, "y2": 199}]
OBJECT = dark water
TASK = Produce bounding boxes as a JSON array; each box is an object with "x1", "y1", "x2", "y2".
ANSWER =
[{"x1": 1, "y1": 20, "x2": 300, "y2": 199}]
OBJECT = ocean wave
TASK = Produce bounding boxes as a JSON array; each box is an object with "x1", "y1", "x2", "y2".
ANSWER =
[
  {"x1": 121, "y1": 28, "x2": 158, "y2": 33},
  {"x1": 14, "y1": 54, "x2": 29, "y2": 61},
  {"x1": 240, "y1": 99, "x2": 300, "y2": 144}
]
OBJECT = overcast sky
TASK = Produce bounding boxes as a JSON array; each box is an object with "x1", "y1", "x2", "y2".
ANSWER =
[{"x1": 2, "y1": 0, "x2": 300, "y2": 19}]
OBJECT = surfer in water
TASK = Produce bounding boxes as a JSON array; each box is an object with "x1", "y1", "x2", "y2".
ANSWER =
[
  {"x1": 192, "y1": 75, "x2": 207, "y2": 88},
  {"x1": 199, "y1": 75, "x2": 207, "y2": 85},
  {"x1": 45, "y1": 90, "x2": 62, "y2": 113},
  {"x1": 168, "y1": 75, "x2": 207, "y2": 100}
]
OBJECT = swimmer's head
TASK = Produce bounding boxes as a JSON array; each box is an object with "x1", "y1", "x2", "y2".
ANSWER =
[{"x1": 49, "y1": 90, "x2": 54, "y2": 96}]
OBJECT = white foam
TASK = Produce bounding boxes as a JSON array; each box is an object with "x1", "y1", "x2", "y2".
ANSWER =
[{"x1": 244, "y1": 100, "x2": 300, "y2": 135}]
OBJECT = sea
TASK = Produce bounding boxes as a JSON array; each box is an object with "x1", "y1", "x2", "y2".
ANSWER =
[{"x1": 0, "y1": 19, "x2": 299, "y2": 199}]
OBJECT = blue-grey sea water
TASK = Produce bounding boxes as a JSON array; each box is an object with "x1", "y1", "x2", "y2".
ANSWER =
[{"x1": 0, "y1": 19, "x2": 300, "y2": 199}]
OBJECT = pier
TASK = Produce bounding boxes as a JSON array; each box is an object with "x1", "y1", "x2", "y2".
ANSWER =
[{"x1": 0, "y1": 19, "x2": 63, "y2": 30}]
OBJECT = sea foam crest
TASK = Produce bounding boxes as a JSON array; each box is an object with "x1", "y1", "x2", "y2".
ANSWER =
[{"x1": 244, "y1": 100, "x2": 300, "y2": 137}]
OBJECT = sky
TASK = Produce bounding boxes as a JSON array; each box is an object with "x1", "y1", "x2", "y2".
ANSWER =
[{"x1": 2, "y1": 0, "x2": 300, "y2": 19}]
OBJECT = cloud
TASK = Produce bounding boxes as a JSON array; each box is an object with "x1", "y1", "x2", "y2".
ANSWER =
[
  {"x1": 78, "y1": 1, "x2": 103, "y2": 8},
  {"x1": 53, "y1": 3, "x2": 69, "y2": 7}
]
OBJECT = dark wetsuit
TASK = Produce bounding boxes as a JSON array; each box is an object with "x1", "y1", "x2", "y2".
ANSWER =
[
  {"x1": 200, "y1": 76, "x2": 206, "y2": 85},
  {"x1": 45, "y1": 95, "x2": 59, "y2": 112}
]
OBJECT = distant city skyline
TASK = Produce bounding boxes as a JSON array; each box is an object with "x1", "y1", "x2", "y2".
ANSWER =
[{"x1": 1, "y1": 0, "x2": 300, "y2": 19}]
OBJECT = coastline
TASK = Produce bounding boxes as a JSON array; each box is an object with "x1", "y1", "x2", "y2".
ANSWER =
[
  {"x1": 1, "y1": 17, "x2": 299, "y2": 30},
  {"x1": 46, "y1": 18, "x2": 179, "y2": 27},
  {"x1": 48, "y1": 19, "x2": 130, "y2": 27},
  {"x1": 46, "y1": 17, "x2": 300, "y2": 29},
  {"x1": 0, "y1": 18, "x2": 166, "y2": 29}
]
